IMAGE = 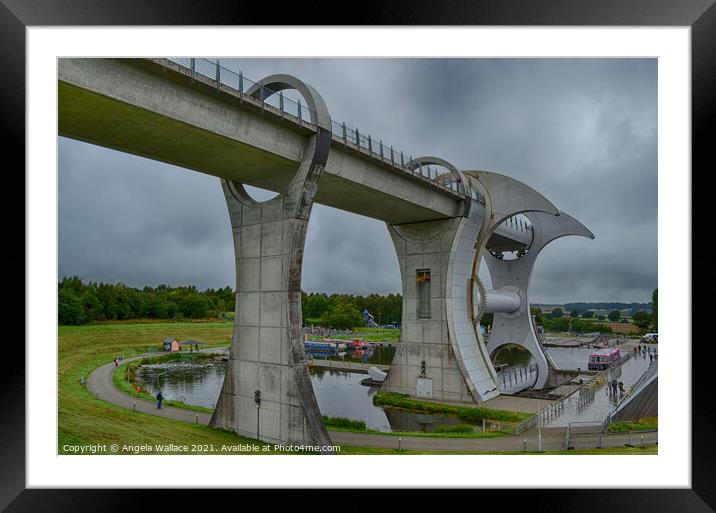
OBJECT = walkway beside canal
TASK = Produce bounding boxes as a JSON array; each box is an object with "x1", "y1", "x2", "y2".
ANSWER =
[
  {"x1": 307, "y1": 359, "x2": 390, "y2": 373},
  {"x1": 86, "y1": 353, "x2": 656, "y2": 452}
]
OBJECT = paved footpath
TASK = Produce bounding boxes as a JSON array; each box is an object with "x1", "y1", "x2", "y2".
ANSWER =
[{"x1": 87, "y1": 353, "x2": 657, "y2": 452}]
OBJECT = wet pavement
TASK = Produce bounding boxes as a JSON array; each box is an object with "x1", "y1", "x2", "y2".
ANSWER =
[{"x1": 543, "y1": 349, "x2": 656, "y2": 427}]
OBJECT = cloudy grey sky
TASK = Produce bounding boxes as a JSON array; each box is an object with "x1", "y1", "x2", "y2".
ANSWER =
[{"x1": 58, "y1": 58, "x2": 657, "y2": 304}]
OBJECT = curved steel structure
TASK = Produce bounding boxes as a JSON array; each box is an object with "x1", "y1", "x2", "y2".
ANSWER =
[
  {"x1": 247, "y1": 74, "x2": 332, "y2": 131},
  {"x1": 463, "y1": 171, "x2": 593, "y2": 391},
  {"x1": 407, "y1": 156, "x2": 471, "y2": 215},
  {"x1": 483, "y1": 210, "x2": 594, "y2": 389}
]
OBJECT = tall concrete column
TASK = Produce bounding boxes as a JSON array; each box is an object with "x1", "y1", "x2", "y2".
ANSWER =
[
  {"x1": 210, "y1": 75, "x2": 332, "y2": 446},
  {"x1": 382, "y1": 158, "x2": 500, "y2": 404}
]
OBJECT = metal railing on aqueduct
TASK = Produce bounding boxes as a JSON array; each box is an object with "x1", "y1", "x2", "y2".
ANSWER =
[{"x1": 161, "y1": 58, "x2": 484, "y2": 203}]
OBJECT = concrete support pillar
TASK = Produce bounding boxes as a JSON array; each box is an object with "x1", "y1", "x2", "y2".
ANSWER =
[
  {"x1": 381, "y1": 196, "x2": 499, "y2": 404},
  {"x1": 210, "y1": 74, "x2": 333, "y2": 447}
]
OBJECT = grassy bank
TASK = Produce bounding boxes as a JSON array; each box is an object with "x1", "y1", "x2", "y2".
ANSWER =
[
  {"x1": 57, "y1": 322, "x2": 288, "y2": 454},
  {"x1": 321, "y1": 416, "x2": 503, "y2": 439},
  {"x1": 373, "y1": 392, "x2": 531, "y2": 425},
  {"x1": 607, "y1": 417, "x2": 658, "y2": 432}
]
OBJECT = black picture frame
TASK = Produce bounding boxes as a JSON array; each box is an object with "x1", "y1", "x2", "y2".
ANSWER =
[{"x1": 2, "y1": 1, "x2": 712, "y2": 510}]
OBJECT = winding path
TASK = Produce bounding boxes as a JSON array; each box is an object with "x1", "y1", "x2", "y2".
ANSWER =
[{"x1": 86, "y1": 353, "x2": 656, "y2": 452}]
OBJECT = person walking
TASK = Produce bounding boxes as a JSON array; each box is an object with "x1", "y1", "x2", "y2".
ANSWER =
[
  {"x1": 157, "y1": 391, "x2": 164, "y2": 409},
  {"x1": 649, "y1": 352, "x2": 653, "y2": 363}
]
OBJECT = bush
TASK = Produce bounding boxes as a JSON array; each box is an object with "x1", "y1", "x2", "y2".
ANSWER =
[{"x1": 322, "y1": 416, "x2": 367, "y2": 431}]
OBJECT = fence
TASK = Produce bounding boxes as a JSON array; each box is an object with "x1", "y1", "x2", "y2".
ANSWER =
[
  {"x1": 489, "y1": 350, "x2": 637, "y2": 435},
  {"x1": 482, "y1": 418, "x2": 521, "y2": 435},
  {"x1": 565, "y1": 421, "x2": 657, "y2": 450},
  {"x1": 603, "y1": 358, "x2": 658, "y2": 427},
  {"x1": 158, "y1": 57, "x2": 478, "y2": 201}
]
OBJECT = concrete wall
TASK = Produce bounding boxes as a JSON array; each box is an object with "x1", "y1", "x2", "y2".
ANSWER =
[{"x1": 381, "y1": 217, "x2": 477, "y2": 404}]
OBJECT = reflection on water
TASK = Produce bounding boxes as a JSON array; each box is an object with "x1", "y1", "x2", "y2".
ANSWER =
[
  {"x1": 493, "y1": 344, "x2": 534, "y2": 366},
  {"x1": 133, "y1": 343, "x2": 655, "y2": 431},
  {"x1": 306, "y1": 346, "x2": 396, "y2": 365},
  {"x1": 309, "y1": 369, "x2": 390, "y2": 431},
  {"x1": 136, "y1": 357, "x2": 464, "y2": 433},
  {"x1": 543, "y1": 351, "x2": 654, "y2": 426},
  {"x1": 545, "y1": 347, "x2": 595, "y2": 371},
  {"x1": 494, "y1": 344, "x2": 600, "y2": 372},
  {"x1": 136, "y1": 360, "x2": 227, "y2": 409}
]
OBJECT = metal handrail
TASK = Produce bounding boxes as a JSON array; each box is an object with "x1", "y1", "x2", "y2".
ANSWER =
[{"x1": 160, "y1": 57, "x2": 472, "y2": 201}]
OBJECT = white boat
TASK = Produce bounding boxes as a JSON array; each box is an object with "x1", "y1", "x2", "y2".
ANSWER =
[{"x1": 367, "y1": 366, "x2": 387, "y2": 382}]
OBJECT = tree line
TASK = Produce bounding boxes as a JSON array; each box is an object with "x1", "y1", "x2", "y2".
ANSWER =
[
  {"x1": 58, "y1": 276, "x2": 235, "y2": 325},
  {"x1": 302, "y1": 292, "x2": 402, "y2": 329},
  {"x1": 531, "y1": 288, "x2": 657, "y2": 334},
  {"x1": 58, "y1": 277, "x2": 404, "y2": 328}
]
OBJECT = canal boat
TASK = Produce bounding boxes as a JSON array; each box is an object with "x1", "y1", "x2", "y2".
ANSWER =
[
  {"x1": 304, "y1": 339, "x2": 348, "y2": 352},
  {"x1": 346, "y1": 338, "x2": 370, "y2": 349},
  {"x1": 304, "y1": 341, "x2": 338, "y2": 352},
  {"x1": 587, "y1": 347, "x2": 621, "y2": 371}
]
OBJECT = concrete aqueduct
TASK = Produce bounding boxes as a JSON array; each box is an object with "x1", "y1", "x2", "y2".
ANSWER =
[{"x1": 58, "y1": 58, "x2": 594, "y2": 447}]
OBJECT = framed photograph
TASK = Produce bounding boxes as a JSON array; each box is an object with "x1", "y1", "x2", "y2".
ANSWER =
[{"x1": 3, "y1": 0, "x2": 712, "y2": 509}]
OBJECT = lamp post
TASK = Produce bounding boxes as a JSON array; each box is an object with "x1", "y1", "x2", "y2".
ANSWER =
[
  {"x1": 254, "y1": 389, "x2": 262, "y2": 440},
  {"x1": 537, "y1": 398, "x2": 543, "y2": 453}
]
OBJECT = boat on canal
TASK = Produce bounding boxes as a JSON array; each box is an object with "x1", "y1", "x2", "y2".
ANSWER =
[{"x1": 587, "y1": 347, "x2": 621, "y2": 371}]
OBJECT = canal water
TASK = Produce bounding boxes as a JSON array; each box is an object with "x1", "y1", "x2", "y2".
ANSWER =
[
  {"x1": 134, "y1": 345, "x2": 655, "y2": 430},
  {"x1": 495, "y1": 343, "x2": 597, "y2": 371},
  {"x1": 135, "y1": 355, "x2": 465, "y2": 432}
]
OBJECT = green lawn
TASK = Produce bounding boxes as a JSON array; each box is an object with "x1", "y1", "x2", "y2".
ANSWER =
[
  {"x1": 58, "y1": 322, "x2": 286, "y2": 454},
  {"x1": 607, "y1": 417, "x2": 658, "y2": 432}
]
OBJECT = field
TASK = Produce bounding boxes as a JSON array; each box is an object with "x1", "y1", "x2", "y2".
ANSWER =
[
  {"x1": 57, "y1": 322, "x2": 276, "y2": 454},
  {"x1": 599, "y1": 322, "x2": 640, "y2": 334}
]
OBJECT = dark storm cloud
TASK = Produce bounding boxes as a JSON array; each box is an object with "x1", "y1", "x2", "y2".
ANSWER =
[{"x1": 58, "y1": 58, "x2": 657, "y2": 302}]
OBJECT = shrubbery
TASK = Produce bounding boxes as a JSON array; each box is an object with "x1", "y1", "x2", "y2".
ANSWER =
[
  {"x1": 373, "y1": 392, "x2": 530, "y2": 423},
  {"x1": 322, "y1": 416, "x2": 367, "y2": 431}
]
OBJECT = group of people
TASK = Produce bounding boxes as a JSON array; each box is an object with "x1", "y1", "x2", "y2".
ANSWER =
[
  {"x1": 633, "y1": 343, "x2": 658, "y2": 363},
  {"x1": 607, "y1": 378, "x2": 625, "y2": 396}
]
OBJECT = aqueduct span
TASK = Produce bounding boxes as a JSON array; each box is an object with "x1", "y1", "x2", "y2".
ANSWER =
[{"x1": 58, "y1": 58, "x2": 594, "y2": 447}]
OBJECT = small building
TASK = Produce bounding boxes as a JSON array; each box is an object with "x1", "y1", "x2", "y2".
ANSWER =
[{"x1": 163, "y1": 337, "x2": 181, "y2": 352}]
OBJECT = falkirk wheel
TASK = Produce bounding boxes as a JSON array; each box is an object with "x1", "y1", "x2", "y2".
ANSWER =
[
  {"x1": 188, "y1": 74, "x2": 596, "y2": 447},
  {"x1": 56, "y1": 59, "x2": 596, "y2": 451}
]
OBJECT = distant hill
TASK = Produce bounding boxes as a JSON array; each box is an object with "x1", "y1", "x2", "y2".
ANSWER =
[{"x1": 532, "y1": 302, "x2": 653, "y2": 314}]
